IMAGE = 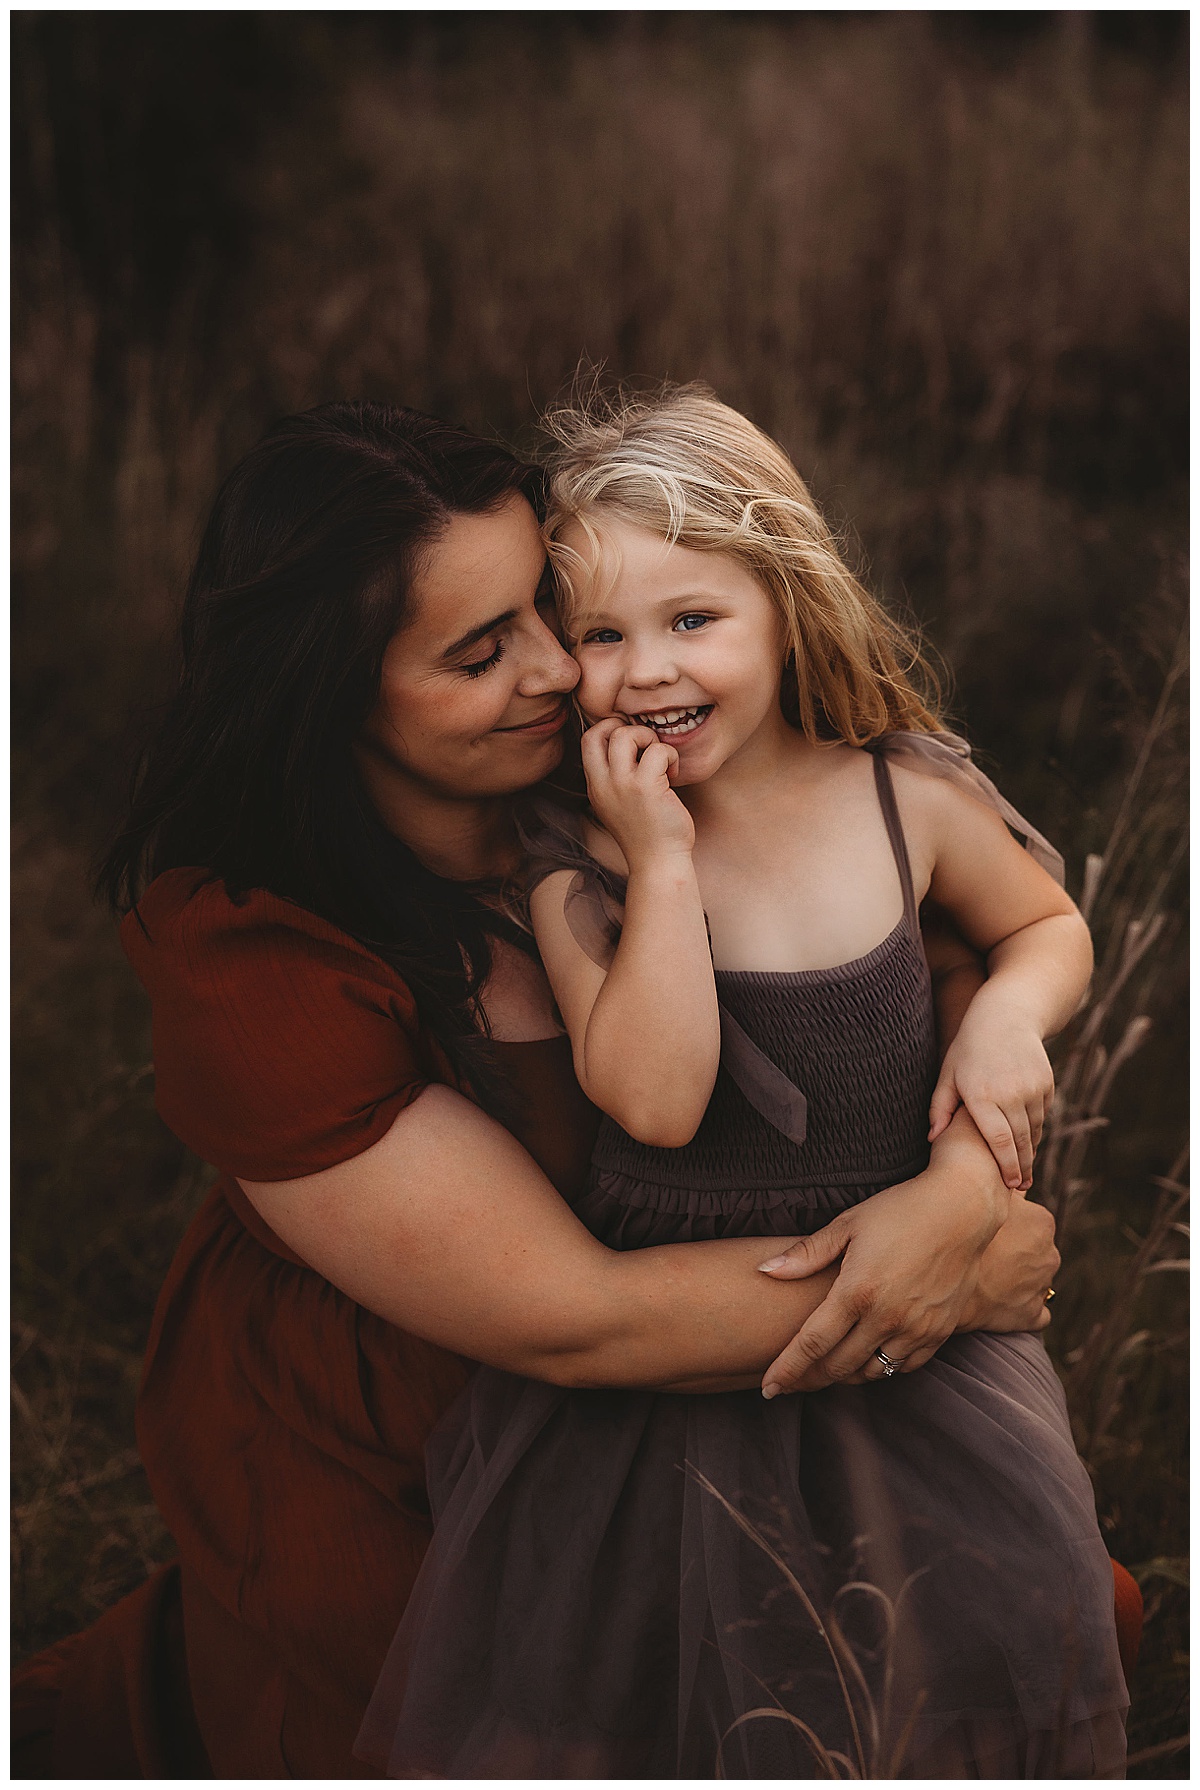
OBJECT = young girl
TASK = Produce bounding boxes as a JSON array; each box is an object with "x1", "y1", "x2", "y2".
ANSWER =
[{"x1": 358, "y1": 388, "x2": 1127, "y2": 1778}]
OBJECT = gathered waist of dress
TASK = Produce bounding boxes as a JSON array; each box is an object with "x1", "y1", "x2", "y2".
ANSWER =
[
  {"x1": 582, "y1": 1157, "x2": 929, "y2": 1219},
  {"x1": 574, "y1": 1163, "x2": 927, "y2": 1247},
  {"x1": 586, "y1": 1145, "x2": 931, "y2": 1198}
]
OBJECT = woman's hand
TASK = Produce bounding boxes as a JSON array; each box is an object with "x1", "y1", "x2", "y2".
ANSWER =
[
  {"x1": 754, "y1": 1107, "x2": 1008, "y2": 1396},
  {"x1": 581, "y1": 717, "x2": 694, "y2": 868},
  {"x1": 956, "y1": 1193, "x2": 1059, "y2": 1335}
]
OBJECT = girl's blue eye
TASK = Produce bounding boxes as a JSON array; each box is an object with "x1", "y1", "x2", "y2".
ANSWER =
[
  {"x1": 674, "y1": 613, "x2": 710, "y2": 633},
  {"x1": 583, "y1": 628, "x2": 622, "y2": 645},
  {"x1": 462, "y1": 641, "x2": 505, "y2": 678}
]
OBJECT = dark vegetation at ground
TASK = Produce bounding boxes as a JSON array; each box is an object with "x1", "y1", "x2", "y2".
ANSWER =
[{"x1": 12, "y1": 13, "x2": 1187, "y2": 1773}]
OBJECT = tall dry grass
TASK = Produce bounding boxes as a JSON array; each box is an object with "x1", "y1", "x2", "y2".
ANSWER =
[{"x1": 12, "y1": 14, "x2": 1187, "y2": 1773}]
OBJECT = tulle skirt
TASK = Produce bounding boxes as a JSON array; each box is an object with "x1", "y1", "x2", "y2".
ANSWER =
[{"x1": 357, "y1": 1330, "x2": 1127, "y2": 1778}]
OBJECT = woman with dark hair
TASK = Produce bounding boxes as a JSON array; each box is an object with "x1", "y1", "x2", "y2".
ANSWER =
[{"x1": 13, "y1": 401, "x2": 1070, "y2": 1778}]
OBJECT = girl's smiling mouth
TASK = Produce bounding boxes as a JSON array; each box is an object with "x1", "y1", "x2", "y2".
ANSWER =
[{"x1": 627, "y1": 704, "x2": 714, "y2": 739}]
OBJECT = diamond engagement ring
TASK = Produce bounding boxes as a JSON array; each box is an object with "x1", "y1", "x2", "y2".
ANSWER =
[{"x1": 874, "y1": 1349, "x2": 902, "y2": 1378}]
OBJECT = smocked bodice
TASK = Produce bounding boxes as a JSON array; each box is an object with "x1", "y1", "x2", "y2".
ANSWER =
[{"x1": 589, "y1": 912, "x2": 937, "y2": 1202}]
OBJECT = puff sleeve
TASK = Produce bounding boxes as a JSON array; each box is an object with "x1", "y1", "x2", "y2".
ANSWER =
[{"x1": 122, "y1": 870, "x2": 441, "y2": 1182}]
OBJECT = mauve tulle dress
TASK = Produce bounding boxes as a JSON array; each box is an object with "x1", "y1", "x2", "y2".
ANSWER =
[{"x1": 357, "y1": 748, "x2": 1128, "y2": 1779}]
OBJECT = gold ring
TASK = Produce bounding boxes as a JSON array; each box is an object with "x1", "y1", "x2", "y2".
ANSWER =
[{"x1": 1043, "y1": 1287, "x2": 1057, "y2": 1304}]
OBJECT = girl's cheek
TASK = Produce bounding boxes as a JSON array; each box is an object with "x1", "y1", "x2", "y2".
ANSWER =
[{"x1": 573, "y1": 659, "x2": 610, "y2": 718}]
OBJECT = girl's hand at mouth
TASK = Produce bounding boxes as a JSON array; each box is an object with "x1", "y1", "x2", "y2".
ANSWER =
[{"x1": 582, "y1": 716, "x2": 696, "y2": 868}]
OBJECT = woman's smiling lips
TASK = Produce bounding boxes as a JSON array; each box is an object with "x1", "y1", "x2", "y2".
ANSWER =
[{"x1": 495, "y1": 703, "x2": 569, "y2": 736}]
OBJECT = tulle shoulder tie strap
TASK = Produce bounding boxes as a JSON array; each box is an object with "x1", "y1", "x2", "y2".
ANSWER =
[
  {"x1": 718, "y1": 1004, "x2": 808, "y2": 1146},
  {"x1": 515, "y1": 795, "x2": 625, "y2": 970},
  {"x1": 868, "y1": 730, "x2": 1065, "y2": 887}
]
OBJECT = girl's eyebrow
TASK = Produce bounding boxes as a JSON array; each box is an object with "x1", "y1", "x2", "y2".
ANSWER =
[
  {"x1": 579, "y1": 589, "x2": 722, "y2": 629},
  {"x1": 644, "y1": 589, "x2": 724, "y2": 609}
]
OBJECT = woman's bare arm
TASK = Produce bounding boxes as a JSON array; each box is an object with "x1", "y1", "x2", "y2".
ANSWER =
[{"x1": 239, "y1": 1082, "x2": 833, "y2": 1390}]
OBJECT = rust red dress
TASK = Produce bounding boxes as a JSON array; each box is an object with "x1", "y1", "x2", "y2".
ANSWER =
[{"x1": 11, "y1": 869, "x2": 598, "y2": 1778}]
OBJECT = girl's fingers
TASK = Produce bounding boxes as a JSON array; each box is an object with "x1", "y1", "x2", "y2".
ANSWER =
[
  {"x1": 966, "y1": 1096, "x2": 1023, "y2": 1190},
  {"x1": 581, "y1": 715, "x2": 626, "y2": 752},
  {"x1": 927, "y1": 1071, "x2": 961, "y2": 1141},
  {"x1": 580, "y1": 718, "x2": 622, "y2": 784},
  {"x1": 1004, "y1": 1102, "x2": 1034, "y2": 1190},
  {"x1": 605, "y1": 724, "x2": 657, "y2": 778}
]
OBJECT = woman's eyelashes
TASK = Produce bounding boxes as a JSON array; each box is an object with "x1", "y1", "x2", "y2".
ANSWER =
[
  {"x1": 461, "y1": 583, "x2": 564, "y2": 673},
  {"x1": 461, "y1": 640, "x2": 505, "y2": 678}
]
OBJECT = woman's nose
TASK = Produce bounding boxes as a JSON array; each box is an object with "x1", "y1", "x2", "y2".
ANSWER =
[{"x1": 519, "y1": 620, "x2": 579, "y2": 695}]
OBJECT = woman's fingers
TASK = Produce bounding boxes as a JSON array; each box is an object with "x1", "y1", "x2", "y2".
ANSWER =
[
  {"x1": 799, "y1": 1308, "x2": 951, "y2": 1389},
  {"x1": 760, "y1": 1282, "x2": 859, "y2": 1397},
  {"x1": 757, "y1": 1216, "x2": 853, "y2": 1280}
]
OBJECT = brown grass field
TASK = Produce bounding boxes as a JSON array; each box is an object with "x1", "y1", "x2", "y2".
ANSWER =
[{"x1": 12, "y1": 14, "x2": 1187, "y2": 1773}]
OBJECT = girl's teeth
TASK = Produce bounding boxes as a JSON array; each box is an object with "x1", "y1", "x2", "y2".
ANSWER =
[{"x1": 635, "y1": 705, "x2": 711, "y2": 735}]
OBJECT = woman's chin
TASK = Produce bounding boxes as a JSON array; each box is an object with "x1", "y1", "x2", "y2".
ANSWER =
[{"x1": 505, "y1": 733, "x2": 567, "y2": 789}]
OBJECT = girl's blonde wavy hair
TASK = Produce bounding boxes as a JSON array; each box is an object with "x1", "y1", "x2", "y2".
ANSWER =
[{"x1": 541, "y1": 382, "x2": 943, "y2": 745}]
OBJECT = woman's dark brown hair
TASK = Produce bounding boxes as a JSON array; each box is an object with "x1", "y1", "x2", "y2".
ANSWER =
[{"x1": 99, "y1": 399, "x2": 543, "y2": 1108}]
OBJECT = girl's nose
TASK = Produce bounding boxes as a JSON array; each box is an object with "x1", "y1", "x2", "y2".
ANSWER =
[{"x1": 624, "y1": 648, "x2": 679, "y2": 692}]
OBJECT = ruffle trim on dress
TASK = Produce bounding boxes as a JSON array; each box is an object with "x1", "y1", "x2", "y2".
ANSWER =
[{"x1": 579, "y1": 1166, "x2": 928, "y2": 1221}]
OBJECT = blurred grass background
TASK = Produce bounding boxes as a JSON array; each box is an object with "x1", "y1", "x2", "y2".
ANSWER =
[{"x1": 12, "y1": 12, "x2": 1187, "y2": 1774}]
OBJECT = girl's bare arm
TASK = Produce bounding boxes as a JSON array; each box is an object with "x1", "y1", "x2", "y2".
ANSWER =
[
  {"x1": 531, "y1": 719, "x2": 721, "y2": 1147},
  {"x1": 903, "y1": 771, "x2": 1093, "y2": 1191}
]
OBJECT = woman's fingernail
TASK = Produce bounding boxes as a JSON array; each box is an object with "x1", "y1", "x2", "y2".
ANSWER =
[
  {"x1": 757, "y1": 1256, "x2": 789, "y2": 1273},
  {"x1": 762, "y1": 1382, "x2": 782, "y2": 1400}
]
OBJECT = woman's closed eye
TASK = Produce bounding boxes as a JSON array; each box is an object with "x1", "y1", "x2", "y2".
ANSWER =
[{"x1": 461, "y1": 640, "x2": 506, "y2": 678}]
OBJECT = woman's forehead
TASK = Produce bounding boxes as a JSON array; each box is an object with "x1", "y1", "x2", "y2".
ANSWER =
[{"x1": 405, "y1": 495, "x2": 544, "y2": 642}]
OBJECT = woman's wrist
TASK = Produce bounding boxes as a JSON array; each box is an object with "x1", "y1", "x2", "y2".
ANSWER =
[{"x1": 955, "y1": 1194, "x2": 1058, "y2": 1336}]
